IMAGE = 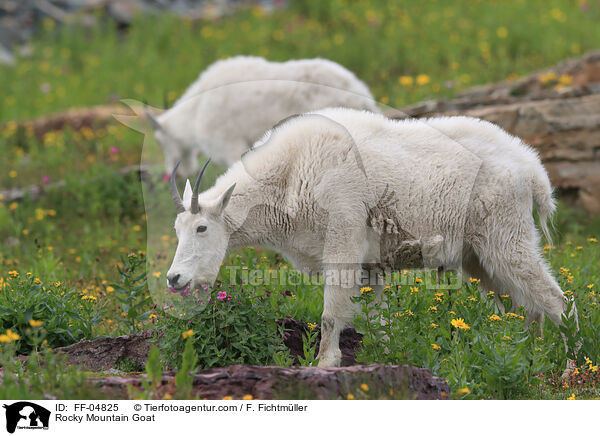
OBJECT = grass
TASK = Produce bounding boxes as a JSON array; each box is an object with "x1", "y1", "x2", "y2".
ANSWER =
[
  {"x1": 2, "y1": 0, "x2": 600, "y2": 122},
  {"x1": 1, "y1": 0, "x2": 599, "y2": 399}
]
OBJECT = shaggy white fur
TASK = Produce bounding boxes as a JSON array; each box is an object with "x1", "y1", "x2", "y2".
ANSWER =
[
  {"x1": 147, "y1": 56, "x2": 378, "y2": 175},
  {"x1": 167, "y1": 107, "x2": 572, "y2": 367}
]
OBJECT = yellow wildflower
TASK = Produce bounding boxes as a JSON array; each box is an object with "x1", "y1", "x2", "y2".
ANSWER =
[
  {"x1": 451, "y1": 318, "x2": 470, "y2": 330},
  {"x1": 539, "y1": 72, "x2": 557, "y2": 84},
  {"x1": 416, "y1": 74, "x2": 430, "y2": 86},
  {"x1": 347, "y1": 393, "x2": 355, "y2": 400},
  {"x1": 182, "y1": 329, "x2": 194, "y2": 339},
  {"x1": 558, "y1": 74, "x2": 572, "y2": 86},
  {"x1": 398, "y1": 76, "x2": 413, "y2": 86},
  {"x1": 242, "y1": 394, "x2": 253, "y2": 400},
  {"x1": 431, "y1": 343, "x2": 441, "y2": 350},
  {"x1": 29, "y1": 319, "x2": 43, "y2": 327},
  {"x1": 360, "y1": 384, "x2": 369, "y2": 392},
  {"x1": 457, "y1": 387, "x2": 470, "y2": 395},
  {"x1": 6, "y1": 329, "x2": 20, "y2": 341}
]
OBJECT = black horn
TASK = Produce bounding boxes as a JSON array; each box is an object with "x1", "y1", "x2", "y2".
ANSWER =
[
  {"x1": 191, "y1": 159, "x2": 211, "y2": 214},
  {"x1": 171, "y1": 162, "x2": 186, "y2": 214}
]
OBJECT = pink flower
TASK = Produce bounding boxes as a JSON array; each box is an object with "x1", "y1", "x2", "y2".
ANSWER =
[
  {"x1": 109, "y1": 146, "x2": 119, "y2": 154},
  {"x1": 217, "y1": 291, "x2": 230, "y2": 301},
  {"x1": 162, "y1": 173, "x2": 170, "y2": 182},
  {"x1": 42, "y1": 175, "x2": 50, "y2": 184}
]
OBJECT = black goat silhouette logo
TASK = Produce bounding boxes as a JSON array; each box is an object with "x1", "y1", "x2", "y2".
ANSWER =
[{"x1": 3, "y1": 402, "x2": 50, "y2": 433}]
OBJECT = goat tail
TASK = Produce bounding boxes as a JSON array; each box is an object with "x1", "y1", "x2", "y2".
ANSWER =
[{"x1": 531, "y1": 165, "x2": 557, "y2": 245}]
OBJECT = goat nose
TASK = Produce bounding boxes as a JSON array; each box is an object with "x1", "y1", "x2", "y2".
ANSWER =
[{"x1": 168, "y1": 274, "x2": 180, "y2": 286}]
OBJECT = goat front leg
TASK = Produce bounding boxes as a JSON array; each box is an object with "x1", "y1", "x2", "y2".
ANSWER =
[
  {"x1": 317, "y1": 274, "x2": 359, "y2": 367},
  {"x1": 315, "y1": 208, "x2": 368, "y2": 367}
]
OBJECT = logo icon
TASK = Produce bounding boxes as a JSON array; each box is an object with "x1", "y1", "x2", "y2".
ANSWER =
[{"x1": 3, "y1": 402, "x2": 50, "y2": 433}]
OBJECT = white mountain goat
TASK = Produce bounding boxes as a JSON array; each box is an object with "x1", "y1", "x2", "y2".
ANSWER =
[
  {"x1": 165, "y1": 107, "x2": 576, "y2": 367},
  {"x1": 145, "y1": 56, "x2": 378, "y2": 176}
]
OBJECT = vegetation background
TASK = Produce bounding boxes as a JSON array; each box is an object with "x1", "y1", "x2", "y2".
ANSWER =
[{"x1": 1, "y1": 0, "x2": 599, "y2": 399}]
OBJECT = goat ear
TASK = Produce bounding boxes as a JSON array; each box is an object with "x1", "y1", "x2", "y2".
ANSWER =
[
  {"x1": 183, "y1": 179, "x2": 192, "y2": 205},
  {"x1": 144, "y1": 106, "x2": 162, "y2": 131},
  {"x1": 214, "y1": 183, "x2": 236, "y2": 215}
]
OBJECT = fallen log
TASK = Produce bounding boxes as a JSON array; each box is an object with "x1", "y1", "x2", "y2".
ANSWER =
[
  {"x1": 47, "y1": 320, "x2": 448, "y2": 399},
  {"x1": 3, "y1": 104, "x2": 131, "y2": 138},
  {"x1": 0, "y1": 164, "x2": 155, "y2": 203}
]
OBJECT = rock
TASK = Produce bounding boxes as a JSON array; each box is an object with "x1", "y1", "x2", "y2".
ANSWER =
[
  {"x1": 0, "y1": 43, "x2": 15, "y2": 65},
  {"x1": 0, "y1": 0, "x2": 285, "y2": 60},
  {"x1": 90, "y1": 364, "x2": 450, "y2": 400},
  {"x1": 388, "y1": 51, "x2": 600, "y2": 213},
  {"x1": 108, "y1": 0, "x2": 144, "y2": 26}
]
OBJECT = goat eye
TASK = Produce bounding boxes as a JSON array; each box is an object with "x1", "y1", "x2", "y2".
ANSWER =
[{"x1": 196, "y1": 225, "x2": 207, "y2": 233}]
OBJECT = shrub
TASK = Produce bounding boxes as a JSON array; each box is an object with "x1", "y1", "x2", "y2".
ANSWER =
[
  {"x1": 109, "y1": 253, "x2": 152, "y2": 333},
  {"x1": 0, "y1": 271, "x2": 102, "y2": 354},
  {"x1": 156, "y1": 285, "x2": 286, "y2": 369}
]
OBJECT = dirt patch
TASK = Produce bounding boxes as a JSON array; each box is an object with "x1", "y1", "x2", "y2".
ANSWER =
[{"x1": 277, "y1": 318, "x2": 362, "y2": 366}]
